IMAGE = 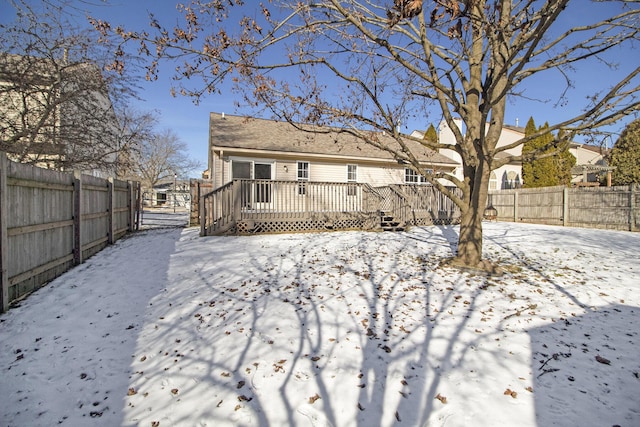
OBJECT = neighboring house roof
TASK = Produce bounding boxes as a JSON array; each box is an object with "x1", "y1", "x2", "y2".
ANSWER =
[{"x1": 209, "y1": 113, "x2": 458, "y2": 166}]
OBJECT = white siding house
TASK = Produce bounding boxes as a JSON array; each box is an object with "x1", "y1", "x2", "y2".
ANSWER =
[{"x1": 206, "y1": 113, "x2": 459, "y2": 190}]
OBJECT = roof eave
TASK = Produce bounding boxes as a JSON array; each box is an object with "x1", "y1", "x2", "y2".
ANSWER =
[{"x1": 211, "y1": 145, "x2": 458, "y2": 169}]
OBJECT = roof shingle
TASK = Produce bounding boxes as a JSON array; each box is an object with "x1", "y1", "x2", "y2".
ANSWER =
[{"x1": 209, "y1": 113, "x2": 457, "y2": 166}]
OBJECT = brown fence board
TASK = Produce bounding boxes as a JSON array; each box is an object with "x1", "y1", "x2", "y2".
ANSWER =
[
  {"x1": 0, "y1": 153, "x2": 140, "y2": 312},
  {"x1": 489, "y1": 185, "x2": 639, "y2": 231}
]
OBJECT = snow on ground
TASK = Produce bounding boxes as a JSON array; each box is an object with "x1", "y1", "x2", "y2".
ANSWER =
[{"x1": 1, "y1": 222, "x2": 639, "y2": 427}]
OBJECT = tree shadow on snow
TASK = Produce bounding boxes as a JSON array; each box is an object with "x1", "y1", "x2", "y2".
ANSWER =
[
  {"x1": 119, "y1": 226, "x2": 523, "y2": 426},
  {"x1": 528, "y1": 303, "x2": 640, "y2": 426},
  {"x1": 0, "y1": 227, "x2": 183, "y2": 427}
]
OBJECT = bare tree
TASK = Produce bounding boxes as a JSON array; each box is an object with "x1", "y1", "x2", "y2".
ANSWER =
[
  {"x1": 0, "y1": 0, "x2": 138, "y2": 175},
  {"x1": 112, "y1": 105, "x2": 158, "y2": 180},
  {"x1": 135, "y1": 128, "x2": 201, "y2": 190},
  {"x1": 96, "y1": 0, "x2": 640, "y2": 269}
]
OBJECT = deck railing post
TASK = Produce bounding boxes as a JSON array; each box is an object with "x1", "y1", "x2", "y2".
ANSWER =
[
  {"x1": 200, "y1": 194, "x2": 207, "y2": 236},
  {"x1": 233, "y1": 180, "x2": 241, "y2": 231}
]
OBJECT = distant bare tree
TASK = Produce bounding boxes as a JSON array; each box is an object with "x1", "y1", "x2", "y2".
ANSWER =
[
  {"x1": 135, "y1": 128, "x2": 201, "y2": 190},
  {"x1": 96, "y1": 0, "x2": 640, "y2": 270}
]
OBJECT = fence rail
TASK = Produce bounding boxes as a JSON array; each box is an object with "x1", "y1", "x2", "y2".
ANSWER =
[
  {"x1": 0, "y1": 153, "x2": 140, "y2": 312},
  {"x1": 488, "y1": 185, "x2": 639, "y2": 231}
]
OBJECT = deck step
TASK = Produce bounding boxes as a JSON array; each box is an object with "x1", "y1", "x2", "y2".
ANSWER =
[{"x1": 379, "y1": 211, "x2": 404, "y2": 232}]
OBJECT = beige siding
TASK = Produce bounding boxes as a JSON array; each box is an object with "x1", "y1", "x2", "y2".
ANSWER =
[
  {"x1": 214, "y1": 152, "x2": 446, "y2": 188},
  {"x1": 359, "y1": 165, "x2": 404, "y2": 187}
]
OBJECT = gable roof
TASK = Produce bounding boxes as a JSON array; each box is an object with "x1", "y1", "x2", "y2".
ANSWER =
[{"x1": 209, "y1": 113, "x2": 457, "y2": 166}]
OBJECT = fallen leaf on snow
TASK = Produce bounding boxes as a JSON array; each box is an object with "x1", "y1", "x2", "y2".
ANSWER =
[
  {"x1": 309, "y1": 393, "x2": 321, "y2": 404},
  {"x1": 504, "y1": 388, "x2": 517, "y2": 398},
  {"x1": 435, "y1": 393, "x2": 447, "y2": 404},
  {"x1": 127, "y1": 387, "x2": 137, "y2": 396},
  {"x1": 595, "y1": 355, "x2": 611, "y2": 365}
]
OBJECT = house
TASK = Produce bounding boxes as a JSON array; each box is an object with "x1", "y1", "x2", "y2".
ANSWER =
[
  {"x1": 145, "y1": 179, "x2": 191, "y2": 209},
  {"x1": 426, "y1": 118, "x2": 525, "y2": 190},
  {"x1": 569, "y1": 143, "x2": 612, "y2": 185},
  {"x1": 201, "y1": 112, "x2": 462, "y2": 235},
  {"x1": 413, "y1": 118, "x2": 610, "y2": 189},
  {"x1": 206, "y1": 112, "x2": 459, "y2": 189},
  {"x1": 0, "y1": 53, "x2": 119, "y2": 177}
]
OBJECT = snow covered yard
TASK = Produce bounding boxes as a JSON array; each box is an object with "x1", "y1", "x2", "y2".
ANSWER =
[{"x1": 1, "y1": 222, "x2": 639, "y2": 427}]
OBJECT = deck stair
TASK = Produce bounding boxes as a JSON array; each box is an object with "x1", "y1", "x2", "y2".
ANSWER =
[{"x1": 379, "y1": 210, "x2": 405, "y2": 232}]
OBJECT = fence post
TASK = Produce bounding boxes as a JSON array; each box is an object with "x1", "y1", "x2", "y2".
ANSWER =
[
  {"x1": 0, "y1": 153, "x2": 9, "y2": 312},
  {"x1": 630, "y1": 184, "x2": 637, "y2": 232},
  {"x1": 513, "y1": 190, "x2": 519, "y2": 222},
  {"x1": 73, "y1": 171, "x2": 83, "y2": 265},
  {"x1": 127, "y1": 181, "x2": 137, "y2": 232},
  {"x1": 107, "y1": 178, "x2": 114, "y2": 244},
  {"x1": 563, "y1": 187, "x2": 570, "y2": 227}
]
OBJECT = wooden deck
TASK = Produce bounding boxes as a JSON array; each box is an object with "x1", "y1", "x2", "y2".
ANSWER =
[{"x1": 200, "y1": 179, "x2": 461, "y2": 236}]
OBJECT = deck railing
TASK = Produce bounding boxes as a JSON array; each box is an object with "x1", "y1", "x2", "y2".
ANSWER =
[
  {"x1": 201, "y1": 180, "x2": 384, "y2": 235},
  {"x1": 376, "y1": 184, "x2": 462, "y2": 226}
]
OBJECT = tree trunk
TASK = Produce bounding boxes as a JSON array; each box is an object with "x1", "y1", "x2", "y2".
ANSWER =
[{"x1": 452, "y1": 157, "x2": 492, "y2": 270}]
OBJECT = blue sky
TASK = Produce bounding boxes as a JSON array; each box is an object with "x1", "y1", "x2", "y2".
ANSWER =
[{"x1": 2, "y1": 1, "x2": 638, "y2": 177}]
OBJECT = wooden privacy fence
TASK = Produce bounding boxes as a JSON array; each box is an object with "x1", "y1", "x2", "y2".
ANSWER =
[
  {"x1": 488, "y1": 185, "x2": 639, "y2": 231},
  {"x1": 0, "y1": 153, "x2": 140, "y2": 312}
]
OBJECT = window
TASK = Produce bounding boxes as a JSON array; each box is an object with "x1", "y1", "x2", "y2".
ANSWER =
[
  {"x1": 347, "y1": 164, "x2": 357, "y2": 182},
  {"x1": 489, "y1": 171, "x2": 497, "y2": 190},
  {"x1": 297, "y1": 161, "x2": 309, "y2": 180},
  {"x1": 347, "y1": 164, "x2": 357, "y2": 196},
  {"x1": 156, "y1": 192, "x2": 167, "y2": 205},
  {"x1": 405, "y1": 168, "x2": 430, "y2": 184},
  {"x1": 297, "y1": 161, "x2": 309, "y2": 195}
]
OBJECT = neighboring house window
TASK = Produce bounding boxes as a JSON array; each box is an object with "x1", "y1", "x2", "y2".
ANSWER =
[
  {"x1": 502, "y1": 171, "x2": 522, "y2": 189},
  {"x1": 489, "y1": 171, "x2": 497, "y2": 190},
  {"x1": 347, "y1": 164, "x2": 357, "y2": 196},
  {"x1": 405, "y1": 168, "x2": 430, "y2": 184},
  {"x1": 297, "y1": 161, "x2": 309, "y2": 195},
  {"x1": 156, "y1": 192, "x2": 167, "y2": 205}
]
